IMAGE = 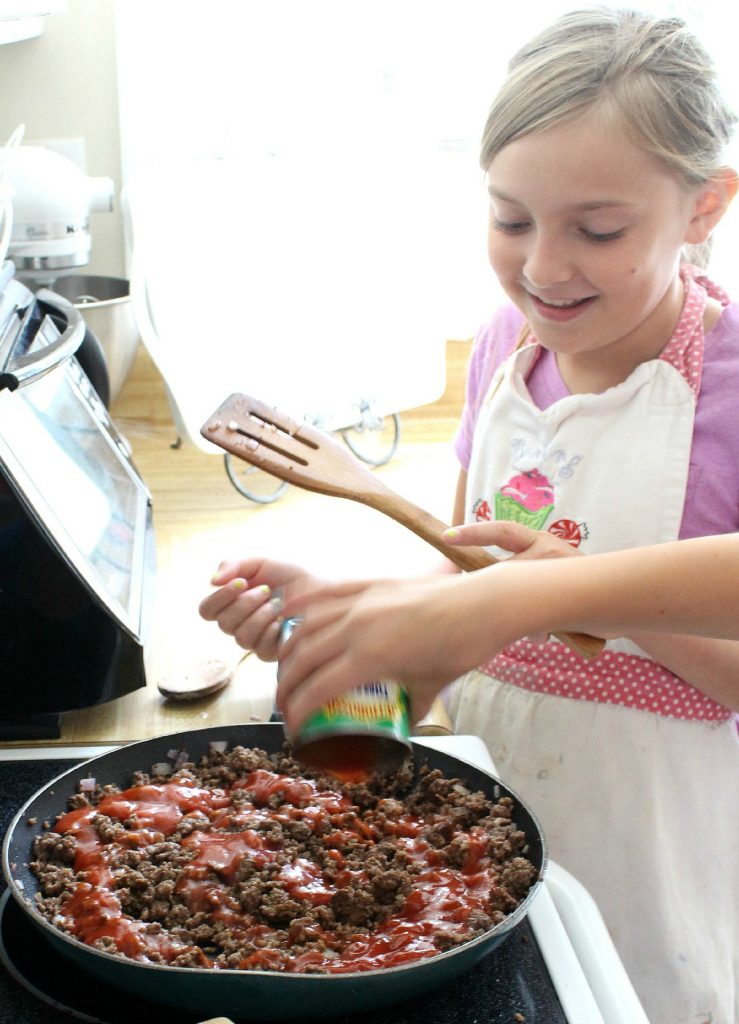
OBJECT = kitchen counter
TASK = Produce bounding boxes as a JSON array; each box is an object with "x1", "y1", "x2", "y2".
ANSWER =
[{"x1": 0, "y1": 654, "x2": 279, "y2": 750}]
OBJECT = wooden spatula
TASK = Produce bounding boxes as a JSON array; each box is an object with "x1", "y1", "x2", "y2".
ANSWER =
[{"x1": 201, "y1": 393, "x2": 604, "y2": 660}]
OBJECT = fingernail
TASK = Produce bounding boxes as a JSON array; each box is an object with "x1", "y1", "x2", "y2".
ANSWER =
[
  {"x1": 258, "y1": 584, "x2": 271, "y2": 597},
  {"x1": 231, "y1": 578, "x2": 247, "y2": 590},
  {"x1": 270, "y1": 595, "x2": 284, "y2": 613},
  {"x1": 445, "y1": 527, "x2": 459, "y2": 539}
]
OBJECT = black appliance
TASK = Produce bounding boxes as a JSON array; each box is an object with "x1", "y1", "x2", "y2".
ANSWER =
[{"x1": 0, "y1": 260, "x2": 154, "y2": 739}]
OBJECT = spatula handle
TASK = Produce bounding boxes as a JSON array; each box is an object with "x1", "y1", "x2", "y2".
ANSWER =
[{"x1": 369, "y1": 492, "x2": 605, "y2": 661}]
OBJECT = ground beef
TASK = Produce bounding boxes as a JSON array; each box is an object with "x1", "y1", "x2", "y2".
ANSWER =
[{"x1": 28, "y1": 743, "x2": 538, "y2": 974}]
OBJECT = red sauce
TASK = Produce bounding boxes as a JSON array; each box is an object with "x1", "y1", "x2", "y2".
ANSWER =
[
  {"x1": 50, "y1": 767, "x2": 512, "y2": 973},
  {"x1": 183, "y1": 828, "x2": 270, "y2": 878}
]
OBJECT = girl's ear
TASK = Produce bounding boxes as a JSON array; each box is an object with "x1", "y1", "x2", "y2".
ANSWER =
[{"x1": 685, "y1": 167, "x2": 739, "y2": 243}]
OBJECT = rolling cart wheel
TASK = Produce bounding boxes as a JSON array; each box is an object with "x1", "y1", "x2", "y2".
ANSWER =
[
  {"x1": 341, "y1": 407, "x2": 401, "y2": 467},
  {"x1": 224, "y1": 454, "x2": 288, "y2": 504}
]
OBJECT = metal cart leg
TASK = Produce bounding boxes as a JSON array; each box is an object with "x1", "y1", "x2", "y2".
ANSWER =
[
  {"x1": 341, "y1": 405, "x2": 401, "y2": 467},
  {"x1": 224, "y1": 454, "x2": 289, "y2": 504}
]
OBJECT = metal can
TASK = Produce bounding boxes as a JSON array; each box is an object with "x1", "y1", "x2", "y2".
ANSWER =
[{"x1": 279, "y1": 618, "x2": 412, "y2": 779}]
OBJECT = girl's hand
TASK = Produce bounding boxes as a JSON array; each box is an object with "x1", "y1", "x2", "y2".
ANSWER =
[
  {"x1": 198, "y1": 558, "x2": 320, "y2": 661},
  {"x1": 445, "y1": 519, "x2": 580, "y2": 561},
  {"x1": 277, "y1": 573, "x2": 495, "y2": 733},
  {"x1": 445, "y1": 520, "x2": 580, "y2": 643}
]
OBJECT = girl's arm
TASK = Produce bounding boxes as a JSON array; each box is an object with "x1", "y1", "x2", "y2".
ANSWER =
[
  {"x1": 496, "y1": 534, "x2": 739, "y2": 641},
  {"x1": 278, "y1": 530, "x2": 739, "y2": 730},
  {"x1": 448, "y1": 523, "x2": 739, "y2": 710}
]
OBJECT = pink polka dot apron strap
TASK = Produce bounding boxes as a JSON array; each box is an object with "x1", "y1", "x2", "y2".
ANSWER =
[
  {"x1": 683, "y1": 261, "x2": 732, "y2": 307},
  {"x1": 480, "y1": 641, "x2": 733, "y2": 722},
  {"x1": 659, "y1": 267, "x2": 708, "y2": 398}
]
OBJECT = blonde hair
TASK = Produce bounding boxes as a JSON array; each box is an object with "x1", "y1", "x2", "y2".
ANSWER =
[{"x1": 480, "y1": 7, "x2": 736, "y2": 187}]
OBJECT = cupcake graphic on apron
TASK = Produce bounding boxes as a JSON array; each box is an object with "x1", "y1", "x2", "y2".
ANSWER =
[{"x1": 494, "y1": 469, "x2": 555, "y2": 529}]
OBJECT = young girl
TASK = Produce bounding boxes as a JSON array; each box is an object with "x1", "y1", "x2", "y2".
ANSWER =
[{"x1": 200, "y1": 9, "x2": 739, "y2": 1022}]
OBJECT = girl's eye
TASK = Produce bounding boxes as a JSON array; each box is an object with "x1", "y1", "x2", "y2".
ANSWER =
[
  {"x1": 581, "y1": 228, "x2": 625, "y2": 243},
  {"x1": 492, "y1": 219, "x2": 530, "y2": 234}
]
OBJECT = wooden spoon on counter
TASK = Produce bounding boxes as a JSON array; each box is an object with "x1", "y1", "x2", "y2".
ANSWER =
[
  {"x1": 157, "y1": 658, "x2": 235, "y2": 700},
  {"x1": 200, "y1": 393, "x2": 605, "y2": 660}
]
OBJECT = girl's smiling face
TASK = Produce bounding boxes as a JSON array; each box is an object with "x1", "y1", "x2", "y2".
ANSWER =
[{"x1": 486, "y1": 105, "x2": 708, "y2": 384}]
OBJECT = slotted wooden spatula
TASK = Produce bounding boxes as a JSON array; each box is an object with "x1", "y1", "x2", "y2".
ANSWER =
[{"x1": 201, "y1": 393, "x2": 604, "y2": 660}]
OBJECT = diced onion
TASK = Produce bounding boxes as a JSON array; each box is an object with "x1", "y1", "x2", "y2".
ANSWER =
[
  {"x1": 167, "y1": 749, "x2": 179, "y2": 760},
  {"x1": 79, "y1": 778, "x2": 96, "y2": 792},
  {"x1": 151, "y1": 762, "x2": 173, "y2": 776},
  {"x1": 174, "y1": 750, "x2": 189, "y2": 769},
  {"x1": 209, "y1": 740, "x2": 228, "y2": 753},
  {"x1": 15, "y1": 879, "x2": 24, "y2": 890}
]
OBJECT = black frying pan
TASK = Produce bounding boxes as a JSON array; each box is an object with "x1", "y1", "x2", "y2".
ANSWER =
[{"x1": 2, "y1": 725, "x2": 546, "y2": 1022}]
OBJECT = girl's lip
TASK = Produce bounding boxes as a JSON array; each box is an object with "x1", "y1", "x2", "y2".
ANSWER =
[{"x1": 528, "y1": 293, "x2": 596, "y2": 322}]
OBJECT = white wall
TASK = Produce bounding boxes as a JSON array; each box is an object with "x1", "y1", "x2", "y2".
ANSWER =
[{"x1": 0, "y1": 0, "x2": 125, "y2": 278}]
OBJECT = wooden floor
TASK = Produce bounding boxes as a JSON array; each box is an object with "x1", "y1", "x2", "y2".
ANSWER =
[{"x1": 54, "y1": 339, "x2": 472, "y2": 744}]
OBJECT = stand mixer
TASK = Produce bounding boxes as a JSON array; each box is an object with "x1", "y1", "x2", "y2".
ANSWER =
[{"x1": 2, "y1": 126, "x2": 114, "y2": 288}]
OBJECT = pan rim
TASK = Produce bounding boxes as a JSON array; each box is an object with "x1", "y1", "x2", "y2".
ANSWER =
[{"x1": 2, "y1": 726, "x2": 548, "y2": 982}]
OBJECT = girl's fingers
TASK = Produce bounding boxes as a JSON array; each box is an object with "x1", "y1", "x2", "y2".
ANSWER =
[
  {"x1": 209, "y1": 558, "x2": 309, "y2": 591},
  {"x1": 278, "y1": 613, "x2": 348, "y2": 698},
  {"x1": 279, "y1": 600, "x2": 349, "y2": 659},
  {"x1": 209, "y1": 558, "x2": 265, "y2": 587},
  {"x1": 283, "y1": 578, "x2": 379, "y2": 619},
  {"x1": 279, "y1": 653, "x2": 363, "y2": 735},
  {"x1": 198, "y1": 578, "x2": 254, "y2": 619},
  {"x1": 445, "y1": 520, "x2": 537, "y2": 554},
  {"x1": 248, "y1": 615, "x2": 284, "y2": 661},
  {"x1": 198, "y1": 581, "x2": 278, "y2": 651},
  {"x1": 205, "y1": 584, "x2": 277, "y2": 646}
]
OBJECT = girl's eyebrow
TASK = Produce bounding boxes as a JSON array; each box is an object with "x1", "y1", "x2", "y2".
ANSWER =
[{"x1": 487, "y1": 185, "x2": 635, "y2": 211}]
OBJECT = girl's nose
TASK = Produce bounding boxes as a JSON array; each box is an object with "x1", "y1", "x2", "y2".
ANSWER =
[{"x1": 523, "y1": 231, "x2": 573, "y2": 289}]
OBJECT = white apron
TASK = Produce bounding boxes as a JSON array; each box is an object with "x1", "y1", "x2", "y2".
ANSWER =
[{"x1": 449, "y1": 334, "x2": 739, "y2": 1023}]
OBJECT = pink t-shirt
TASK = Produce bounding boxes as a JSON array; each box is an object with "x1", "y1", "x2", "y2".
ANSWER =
[{"x1": 454, "y1": 300, "x2": 739, "y2": 721}]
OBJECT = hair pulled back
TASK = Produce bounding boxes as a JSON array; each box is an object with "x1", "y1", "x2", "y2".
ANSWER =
[{"x1": 480, "y1": 6, "x2": 736, "y2": 186}]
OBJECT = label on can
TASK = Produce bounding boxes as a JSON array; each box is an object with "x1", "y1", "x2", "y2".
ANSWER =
[
  {"x1": 296, "y1": 680, "x2": 411, "y2": 745},
  {"x1": 279, "y1": 618, "x2": 411, "y2": 773}
]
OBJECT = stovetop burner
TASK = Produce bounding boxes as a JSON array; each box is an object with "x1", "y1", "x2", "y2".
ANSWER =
[{"x1": 0, "y1": 756, "x2": 567, "y2": 1024}]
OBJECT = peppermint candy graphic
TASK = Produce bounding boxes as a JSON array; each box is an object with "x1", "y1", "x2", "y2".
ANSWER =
[
  {"x1": 548, "y1": 518, "x2": 589, "y2": 548},
  {"x1": 472, "y1": 499, "x2": 492, "y2": 522}
]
